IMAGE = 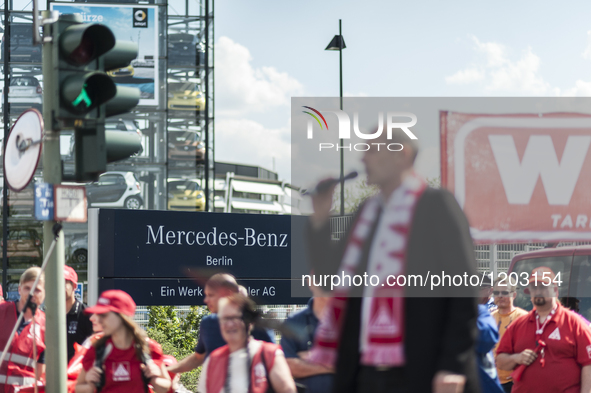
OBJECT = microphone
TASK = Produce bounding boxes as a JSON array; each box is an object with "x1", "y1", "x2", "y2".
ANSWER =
[{"x1": 302, "y1": 171, "x2": 358, "y2": 196}]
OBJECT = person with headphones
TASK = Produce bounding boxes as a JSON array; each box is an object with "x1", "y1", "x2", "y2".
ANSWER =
[
  {"x1": 75, "y1": 290, "x2": 171, "y2": 393},
  {"x1": 197, "y1": 294, "x2": 295, "y2": 393}
]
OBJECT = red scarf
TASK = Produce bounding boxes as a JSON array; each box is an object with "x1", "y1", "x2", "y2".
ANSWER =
[{"x1": 309, "y1": 174, "x2": 426, "y2": 367}]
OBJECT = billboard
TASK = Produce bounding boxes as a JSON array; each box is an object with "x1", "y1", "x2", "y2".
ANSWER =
[
  {"x1": 441, "y1": 111, "x2": 591, "y2": 243},
  {"x1": 87, "y1": 209, "x2": 310, "y2": 305},
  {"x1": 51, "y1": 3, "x2": 159, "y2": 106}
]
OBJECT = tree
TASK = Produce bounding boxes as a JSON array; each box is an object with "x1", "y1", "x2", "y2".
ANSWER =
[
  {"x1": 146, "y1": 306, "x2": 207, "y2": 391},
  {"x1": 332, "y1": 175, "x2": 441, "y2": 215},
  {"x1": 332, "y1": 179, "x2": 379, "y2": 214}
]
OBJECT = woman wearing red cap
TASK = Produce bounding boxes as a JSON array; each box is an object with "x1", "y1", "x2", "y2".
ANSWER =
[{"x1": 75, "y1": 290, "x2": 171, "y2": 393}]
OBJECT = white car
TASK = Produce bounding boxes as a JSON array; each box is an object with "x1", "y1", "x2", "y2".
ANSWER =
[
  {"x1": 85, "y1": 172, "x2": 143, "y2": 209},
  {"x1": 6, "y1": 76, "x2": 42, "y2": 112}
]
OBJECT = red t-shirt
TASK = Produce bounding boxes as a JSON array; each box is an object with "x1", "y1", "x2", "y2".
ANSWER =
[
  {"x1": 82, "y1": 338, "x2": 164, "y2": 393},
  {"x1": 496, "y1": 304, "x2": 591, "y2": 393}
]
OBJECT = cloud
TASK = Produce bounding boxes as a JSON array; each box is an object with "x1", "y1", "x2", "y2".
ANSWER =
[
  {"x1": 216, "y1": 37, "x2": 303, "y2": 115},
  {"x1": 445, "y1": 68, "x2": 484, "y2": 84},
  {"x1": 446, "y1": 36, "x2": 550, "y2": 94},
  {"x1": 556, "y1": 80, "x2": 591, "y2": 96},
  {"x1": 215, "y1": 118, "x2": 292, "y2": 181}
]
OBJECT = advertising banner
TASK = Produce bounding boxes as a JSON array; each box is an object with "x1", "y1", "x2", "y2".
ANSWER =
[
  {"x1": 51, "y1": 3, "x2": 159, "y2": 106},
  {"x1": 88, "y1": 209, "x2": 310, "y2": 305},
  {"x1": 441, "y1": 111, "x2": 591, "y2": 243}
]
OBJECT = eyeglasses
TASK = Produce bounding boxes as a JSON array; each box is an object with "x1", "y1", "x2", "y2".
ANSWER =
[
  {"x1": 493, "y1": 291, "x2": 514, "y2": 296},
  {"x1": 220, "y1": 315, "x2": 243, "y2": 324}
]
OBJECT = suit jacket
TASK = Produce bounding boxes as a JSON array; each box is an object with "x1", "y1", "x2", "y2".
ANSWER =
[{"x1": 308, "y1": 187, "x2": 480, "y2": 393}]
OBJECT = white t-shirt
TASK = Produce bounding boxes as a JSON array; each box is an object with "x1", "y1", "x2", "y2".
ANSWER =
[{"x1": 197, "y1": 340, "x2": 280, "y2": 393}]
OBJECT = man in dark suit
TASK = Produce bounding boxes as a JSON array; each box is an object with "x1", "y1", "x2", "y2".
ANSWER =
[{"x1": 306, "y1": 132, "x2": 480, "y2": 393}]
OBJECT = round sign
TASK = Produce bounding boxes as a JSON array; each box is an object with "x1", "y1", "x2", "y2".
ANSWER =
[{"x1": 3, "y1": 109, "x2": 43, "y2": 192}]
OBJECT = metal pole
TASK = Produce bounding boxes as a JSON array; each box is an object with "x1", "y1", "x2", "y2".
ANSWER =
[
  {"x1": 490, "y1": 243, "x2": 497, "y2": 281},
  {"x1": 339, "y1": 19, "x2": 344, "y2": 216},
  {"x1": 2, "y1": 0, "x2": 10, "y2": 296},
  {"x1": 204, "y1": 0, "x2": 210, "y2": 211},
  {"x1": 41, "y1": 16, "x2": 67, "y2": 393}
]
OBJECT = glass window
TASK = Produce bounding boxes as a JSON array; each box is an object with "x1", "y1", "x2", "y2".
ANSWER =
[
  {"x1": 511, "y1": 255, "x2": 572, "y2": 311},
  {"x1": 568, "y1": 255, "x2": 591, "y2": 321},
  {"x1": 98, "y1": 175, "x2": 120, "y2": 186}
]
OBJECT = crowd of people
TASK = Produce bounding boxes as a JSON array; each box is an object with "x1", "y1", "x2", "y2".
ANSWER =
[
  {"x1": 4, "y1": 263, "x2": 591, "y2": 393},
  {"x1": 4, "y1": 133, "x2": 591, "y2": 393}
]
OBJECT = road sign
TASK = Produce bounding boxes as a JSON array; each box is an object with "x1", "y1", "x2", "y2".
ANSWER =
[
  {"x1": 35, "y1": 183, "x2": 55, "y2": 221},
  {"x1": 75, "y1": 282, "x2": 83, "y2": 302},
  {"x1": 54, "y1": 185, "x2": 87, "y2": 222}
]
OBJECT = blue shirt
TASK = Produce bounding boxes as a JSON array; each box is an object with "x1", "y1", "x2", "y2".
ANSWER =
[
  {"x1": 194, "y1": 313, "x2": 275, "y2": 357},
  {"x1": 476, "y1": 304, "x2": 504, "y2": 393},
  {"x1": 280, "y1": 299, "x2": 333, "y2": 393}
]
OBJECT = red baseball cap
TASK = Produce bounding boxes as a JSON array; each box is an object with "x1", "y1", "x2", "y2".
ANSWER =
[
  {"x1": 524, "y1": 266, "x2": 557, "y2": 294},
  {"x1": 64, "y1": 265, "x2": 78, "y2": 286},
  {"x1": 85, "y1": 290, "x2": 136, "y2": 317}
]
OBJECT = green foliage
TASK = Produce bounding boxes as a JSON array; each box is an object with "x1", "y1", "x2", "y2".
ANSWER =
[
  {"x1": 333, "y1": 178, "x2": 380, "y2": 214},
  {"x1": 334, "y1": 175, "x2": 441, "y2": 214},
  {"x1": 426, "y1": 176, "x2": 441, "y2": 188},
  {"x1": 146, "y1": 306, "x2": 207, "y2": 391}
]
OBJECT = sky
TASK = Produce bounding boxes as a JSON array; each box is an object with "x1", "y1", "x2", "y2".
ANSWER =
[{"x1": 212, "y1": 0, "x2": 591, "y2": 185}]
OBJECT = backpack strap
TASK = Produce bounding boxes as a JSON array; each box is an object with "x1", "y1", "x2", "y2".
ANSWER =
[
  {"x1": 259, "y1": 343, "x2": 279, "y2": 393},
  {"x1": 93, "y1": 341, "x2": 112, "y2": 393}
]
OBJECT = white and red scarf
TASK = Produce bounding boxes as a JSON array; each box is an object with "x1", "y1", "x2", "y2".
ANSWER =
[{"x1": 309, "y1": 173, "x2": 426, "y2": 367}]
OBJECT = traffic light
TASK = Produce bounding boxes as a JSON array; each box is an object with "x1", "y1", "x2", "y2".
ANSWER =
[
  {"x1": 57, "y1": 22, "x2": 116, "y2": 119},
  {"x1": 49, "y1": 15, "x2": 142, "y2": 181}
]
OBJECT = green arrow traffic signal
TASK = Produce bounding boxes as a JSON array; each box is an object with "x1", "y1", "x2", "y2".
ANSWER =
[{"x1": 52, "y1": 15, "x2": 142, "y2": 181}]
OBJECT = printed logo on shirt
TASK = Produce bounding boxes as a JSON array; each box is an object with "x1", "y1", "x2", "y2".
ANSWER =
[
  {"x1": 253, "y1": 363, "x2": 267, "y2": 386},
  {"x1": 27, "y1": 324, "x2": 42, "y2": 340},
  {"x1": 587, "y1": 345, "x2": 591, "y2": 359},
  {"x1": 548, "y1": 327, "x2": 561, "y2": 340},
  {"x1": 68, "y1": 321, "x2": 78, "y2": 334},
  {"x1": 113, "y1": 362, "x2": 131, "y2": 381}
]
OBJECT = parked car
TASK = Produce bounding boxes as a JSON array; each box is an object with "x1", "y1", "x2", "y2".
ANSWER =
[
  {"x1": 69, "y1": 235, "x2": 88, "y2": 265},
  {"x1": 167, "y1": 82, "x2": 205, "y2": 111},
  {"x1": 86, "y1": 172, "x2": 143, "y2": 210},
  {"x1": 6, "y1": 76, "x2": 42, "y2": 112},
  {"x1": 0, "y1": 182, "x2": 35, "y2": 216},
  {"x1": 168, "y1": 34, "x2": 205, "y2": 66},
  {"x1": 0, "y1": 23, "x2": 42, "y2": 63},
  {"x1": 167, "y1": 179, "x2": 205, "y2": 211},
  {"x1": 107, "y1": 65, "x2": 135, "y2": 78},
  {"x1": 0, "y1": 228, "x2": 42, "y2": 259},
  {"x1": 105, "y1": 119, "x2": 143, "y2": 136},
  {"x1": 508, "y1": 245, "x2": 591, "y2": 319},
  {"x1": 167, "y1": 130, "x2": 205, "y2": 162}
]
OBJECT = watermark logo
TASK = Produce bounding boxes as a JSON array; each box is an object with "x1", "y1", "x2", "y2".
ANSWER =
[{"x1": 302, "y1": 106, "x2": 418, "y2": 151}]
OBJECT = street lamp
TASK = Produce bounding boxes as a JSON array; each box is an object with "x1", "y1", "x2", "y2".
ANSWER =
[{"x1": 325, "y1": 19, "x2": 346, "y2": 216}]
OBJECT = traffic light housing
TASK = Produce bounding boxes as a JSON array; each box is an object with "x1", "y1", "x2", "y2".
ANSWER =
[{"x1": 50, "y1": 14, "x2": 142, "y2": 181}]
